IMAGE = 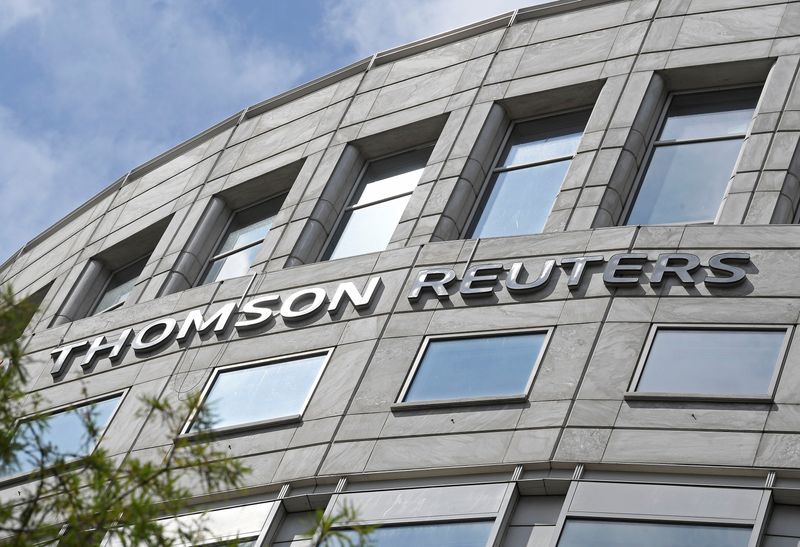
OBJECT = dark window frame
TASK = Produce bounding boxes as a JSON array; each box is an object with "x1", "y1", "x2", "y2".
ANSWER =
[{"x1": 90, "y1": 254, "x2": 150, "y2": 315}]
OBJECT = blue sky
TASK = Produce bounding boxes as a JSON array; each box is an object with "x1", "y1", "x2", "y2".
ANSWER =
[{"x1": 0, "y1": 0, "x2": 537, "y2": 262}]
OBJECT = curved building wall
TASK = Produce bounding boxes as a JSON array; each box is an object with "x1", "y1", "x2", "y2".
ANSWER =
[{"x1": 5, "y1": 0, "x2": 800, "y2": 545}]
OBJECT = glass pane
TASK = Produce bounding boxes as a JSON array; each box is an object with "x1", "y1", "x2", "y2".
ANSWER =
[
  {"x1": 471, "y1": 160, "x2": 570, "y2": 238},
  {"x1": 636, "y1": 329, "x2": 784, "y2": 395},
  {"x1": 353, "y1": 147, "x2": 432, "y2": 206},
  {"x1": 217, "y1": 199, "x2": 281, "y2": 255},
  {"x1": 6, "y1": 396, "x2": 121, "y2": 477},
  {"x1": 660, "y1": 88, "x2": 760, "y2": 141},
  {"x1": 201, "y1": 244, "x2": 261, "y2": 285},
  {"x1": 502, "y1": 111, "x2": 588, "y2": 168},
  {"x1": 557, "y1": 519, "x2": 751, "y2": 547},
  {"x1": 328, "y1": 195, "x2": 410, "y2": 260},
  {"x1": 192, "y1": 354, "x2": 326, "y2": 432},
  {"x1": 404, "y1": 333, "x2": 546, "y2": 402},
  {"x1": 334, "y1": 521, "x2": 493, "y2": 547},
  {"x1": 626, "y1": 138, "x2": 743, "y2": 225},
  {"x1": 94, "y1": 257, "x2": 147, "y2": 313}
]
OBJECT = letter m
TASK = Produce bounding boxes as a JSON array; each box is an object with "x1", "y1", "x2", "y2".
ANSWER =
[{"x1": 176, "y1": 302, "x2": 238, "y2": 343}]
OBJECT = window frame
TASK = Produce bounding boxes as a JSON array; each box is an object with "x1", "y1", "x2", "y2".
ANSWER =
[
  {"x1": 196, "y1": 193, "x2": 286, "y2": 287},
  {"x1": 89, "y1": 254, "x2": 150, "y2": 315},
  {"x1": 180, "y1": 349, "x2": 333, "y2": 439},
  {"x1": 462, "y1": 106, "x2": 591, "y2": 240},
  {"x1": 3, "y1": 390, "x2": 126, "y2": 484},
  {"x1": 320, "y1": 142, "x2": 436, "y2": 262},
  {"x1": 392, "y1": 328, "x2": 553, "y2": 411},
  {"x1": 621, "y1": 84, "x2": 761, "y2": 227},
  {"x1": 328, "y1": 516, "x2": 497, "y2": 545},
  {"x1": 624, "y1": 323, "x2": 792, "y2": 403}
]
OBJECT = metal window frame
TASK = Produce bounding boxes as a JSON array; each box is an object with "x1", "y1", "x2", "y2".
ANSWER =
[
  {"x1": 2, "y1": 390, "x2": 127, "y2": 486},
  {"x1": 196, "y1": 192, "x2": 287, "y2": 286},
  {"x1": 392, "y1": 327, "x2": 554, "y2": 410},
  {"x1": 462, "y1": 106, "x2": 592, "y2": 240},
  {"x1": 320, "y1": 142, "x2": 436, "y2": 262},
  {"x1": 89, "y1": 254, "x2": 151, "y2": 315},
  {"x1": 624, "y1": 323, "x2": 793, "y2": 403},
  {"x1": 179, "y1": 348, "x2": 334, "y2": 438},
  {"x1": 620, "y1": 84, "x2": 763, "y2": 227}
]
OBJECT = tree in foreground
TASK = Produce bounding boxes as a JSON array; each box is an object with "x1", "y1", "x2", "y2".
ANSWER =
[{"x1": 0, "y1": 287, "x2": 248, "y2": 545}]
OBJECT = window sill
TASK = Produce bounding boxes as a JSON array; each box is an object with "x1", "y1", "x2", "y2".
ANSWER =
[
  {"x1": 178, "y1": 414, "x2": 302, "y2": 442},
  {"x1": 623, "y1": 392, "x2": 773, "y2": 404},
  {"x1": 391, "y1": 395, "x2": 528, "y2": 412}
]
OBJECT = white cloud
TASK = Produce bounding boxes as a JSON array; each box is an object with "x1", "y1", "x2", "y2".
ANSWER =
[
  {"x1": 322, "y1": 0, "x2": 544, "y2": 58},
  {"x1": 0, "y1": 0, "x2": 305, "y2": 260}
]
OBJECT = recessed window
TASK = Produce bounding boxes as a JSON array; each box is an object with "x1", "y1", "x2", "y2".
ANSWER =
[
  {"x1": 626, "y1": 87, "x2": 760, "y2": 225},
  {"x1": 92, "y1": 256, "x2": 148, "y2": 314},
  {"x1": 400, "y1": 332, "x2": 548, "y2": 404},
  {"x1": 469, "y1": 111, "x2": 588, "y2": 238},
  {"x1": 4, "y1": 395, "x2": 121, "y2": 478},
  {"x1": 557, "y1": 519, "x2": 750, "y2": 547},
  {"x1": 187, "y1": 352, "x2": 329, "y2": 433},
  {"x1": 333, "y1": 520, "x2": 493, "y2": 547},
  {"x1": 200, "y1": 196, "x2": 283, "y2": 285},
  {"x1": 631, "y1": 327, "x2": 787, "y2": 397},
  {"x1": 324, "y1": 147, "x2": 432, "y2": 261}
]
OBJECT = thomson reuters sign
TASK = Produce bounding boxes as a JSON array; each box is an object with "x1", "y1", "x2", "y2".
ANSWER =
[{"x1": 50, "y1": 252, "x2": 752, "y2": 379}]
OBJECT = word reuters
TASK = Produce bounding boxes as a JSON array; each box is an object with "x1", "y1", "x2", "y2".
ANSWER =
[{"x1": 50, "y1": 251, "x2": 752, "y2": 379}]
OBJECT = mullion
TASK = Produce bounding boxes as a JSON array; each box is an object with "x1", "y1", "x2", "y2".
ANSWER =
[
  {"x1": 653, "y1": 133, "x2": 746, "y2": 147},
  {"x1": 345, "y1": 190, "x2": 415, "y2": 213},
  {"x1": 208, "y1": 238, "x2": 262, "y2": 262},
  {"x1": 494, "y1": 153, "x2": 575, "y2": 174}
]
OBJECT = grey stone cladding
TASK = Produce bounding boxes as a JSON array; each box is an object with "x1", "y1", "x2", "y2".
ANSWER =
[{"x1": 6, "y1": 0, "x2": 800, "y2": 544}]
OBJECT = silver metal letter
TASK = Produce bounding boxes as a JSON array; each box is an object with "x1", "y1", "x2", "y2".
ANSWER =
[
  {"x1": 328, "y1": 277, "x2": 382, "y2": 315},
  {"x1": 506, "y1": 260, "x2": 555, "y2": 293},
  {"x1": 650, "y1": 253, "x2": 701, "y2": 286},
  {"x1": 176, "y1": 302, "x2": 238, "y2": 343},
  {"x1": 132, "y1": 318, "x2": 178, "y2": 353},
  {"x1": 407, "y1": 268, "x2": 457, "y2": 302},
  {"x1": 603, "y1": 253, "x2": 648, "y2": 287},
  {"x1": 235, "y1": 295, "x2": 280, "y2": 330},
  {"x1": 705, "y1": 252, "x2": 750, "y2": 286},
  {"x1": 281, "y1": 288, "x2": 327, "y2": 320},
  {"x1": 80, "y1": 328, "x2": 133, "y2": 370},
  {"x1": 460, "y1": 264, "x2": 503, "y2": 297},
  {"x1": 560, "y1": 256, "x2": 605, "y2": 289},
  {"x1": 50, "y1": 340, "x2": 90, "y2": 378}
]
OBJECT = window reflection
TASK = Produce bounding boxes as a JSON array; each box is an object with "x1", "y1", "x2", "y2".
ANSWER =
[
  {"x1": 470, "y1": 110, "x2": 588, "y2": 239},
  {"x1": 326, "y1": 147, "x2": 432, "y2": 260},
  {"x1": 93, "y1": 256, "x2": 149, "y2": 314},
  {"x1": 626, "y1": 87, "x2": 760, "y2": 225},
  {"x1": 635, "y1": 328, "x2": 785, "y2": 396},
  {"x1": 332, "y1": 520, "x2": 493, "y2": 547},
  {"x1": 557, "y1": 519, "x2": 751, "y2": 547},
  {"x1": 403, "y1": 332, "x2": 547, "y2": 403}
]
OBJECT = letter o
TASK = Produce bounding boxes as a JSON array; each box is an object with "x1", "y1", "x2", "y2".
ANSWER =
[
  {"x1": 280, "y1": 288, "x2": 327, "y2": 320},
  {"x1": 132, "y1": 319, "x2": 177, "y2": 353}
]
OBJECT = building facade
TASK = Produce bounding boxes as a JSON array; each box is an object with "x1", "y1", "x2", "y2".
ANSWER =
[{"x1": 4, "y1": 0, "x2": 800, "y2": 544}]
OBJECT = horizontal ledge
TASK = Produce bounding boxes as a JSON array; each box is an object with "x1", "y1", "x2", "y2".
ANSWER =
[
  {"x1": 623, "y1": 392, "x2": 773, "y2": 404},
  {"x1": 178, "y1": 414, "x2": 303, "y2": 442},
  {"x1": 391, "y1": 395, "x2": 529, "y2": 412}
]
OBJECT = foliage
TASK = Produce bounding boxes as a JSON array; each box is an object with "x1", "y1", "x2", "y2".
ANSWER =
[
  {"x1": 0, "y1": 286, "x2": 249, "y2": 545},
  {"x1": 304, "y1": 501, "x2": 378, "y2": 547}
]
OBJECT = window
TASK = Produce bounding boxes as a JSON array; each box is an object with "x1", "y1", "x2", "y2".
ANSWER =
[
  {"x1": 4, "y1": 395, "x2": 121, "y2": 478},
  {"x1": 186, "y1": 352, "x2": 329, "y2": 434},
  {"x1": 557, "y1": 519, "x2": 750, "y2": 547},
  {"x1": 399, "y1": 331, "x2": 549, "y2": 405},
  {"x1": 626, "y1": 87, "x2": 760, "y2": 225},
  {"x1": 324, "y1": 147, "x2": 432, "y2": 261},
  {"x1": 469, "y1": 110, "x2": 588, "y2": 239},
  {"x1": 92, "y1": 256, "x2": 148, "y2": 314},
  {"x1": 199, "y1": 195, "x2": 283, "y2": 285},
  {"x1": 630, "y1": 327, "x2": 788, "y2": 398},
  {"x1": 331, "y1": 521, "x2": 493, "y2": 547}
]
